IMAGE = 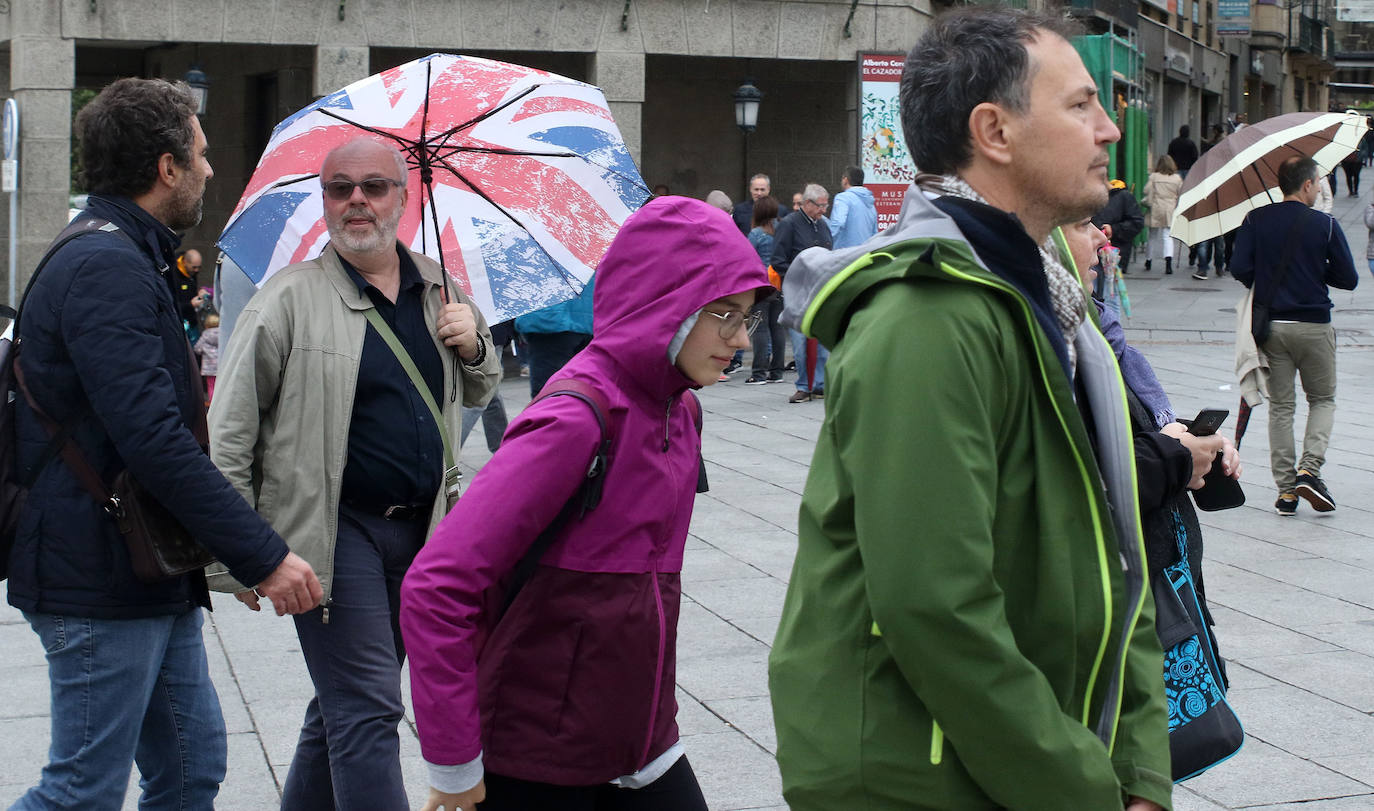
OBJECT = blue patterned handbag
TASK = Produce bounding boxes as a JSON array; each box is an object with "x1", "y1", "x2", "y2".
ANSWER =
[{"x1": 1152, "y1": 507, "x2": 1244, "y2": 782}]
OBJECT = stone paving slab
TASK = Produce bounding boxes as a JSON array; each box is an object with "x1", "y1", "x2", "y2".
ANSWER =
[{"x1": 5, "y1": 191, "x2": 1374, "y2": 808}]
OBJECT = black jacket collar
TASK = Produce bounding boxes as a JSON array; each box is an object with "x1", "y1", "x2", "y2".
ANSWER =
[
  {"x1": 931, "y1": 196, "x2": 1072, "y2": 379},
  {"x1": 84, "y1": 195, "x2": 182, "y2": 276}
]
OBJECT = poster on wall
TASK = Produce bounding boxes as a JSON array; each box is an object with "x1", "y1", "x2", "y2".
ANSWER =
[{"x1": 859, "y1": 52, "x2": 913, "y2": 230}]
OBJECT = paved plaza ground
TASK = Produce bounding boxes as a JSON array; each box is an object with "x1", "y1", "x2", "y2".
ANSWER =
[{"x1": 4, "y1": 189, "x2": 1374, "y2": 809}]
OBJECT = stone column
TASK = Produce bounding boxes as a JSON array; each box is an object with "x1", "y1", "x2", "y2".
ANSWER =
[
  {"x1": 8, "y1": 28, "x2": 73, "y2": 298},
  {"x1": 588, "y1": 51, "x2": 645, "y2": 168},
  {"x1": 314, "y1": 45, "x2": 370, "y2": 98}
]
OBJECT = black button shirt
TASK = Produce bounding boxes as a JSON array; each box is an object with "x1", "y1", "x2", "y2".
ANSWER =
[{"x1": 339, "y1": 247, "x2": 445, "y2": 509}]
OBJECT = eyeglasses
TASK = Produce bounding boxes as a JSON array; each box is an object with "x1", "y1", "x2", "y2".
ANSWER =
[
  {"x1": 701, "y1": 308, "x2": 764, "y2": 339},
  {"x1": 803, "y1": 199, "x2": 828, "y2": 209},
  {"x1": 321, "y1": 178, "x2": 401, "y2": 201}
]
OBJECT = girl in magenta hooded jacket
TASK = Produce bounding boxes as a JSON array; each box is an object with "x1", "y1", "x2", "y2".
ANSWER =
[{"x1": 400, "y1": 196, "x2": 772, "y2": 810}]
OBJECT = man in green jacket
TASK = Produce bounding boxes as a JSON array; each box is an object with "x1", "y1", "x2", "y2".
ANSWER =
[{"x1": 768, "y1": 9, "x2": 1172, "y2": 810}]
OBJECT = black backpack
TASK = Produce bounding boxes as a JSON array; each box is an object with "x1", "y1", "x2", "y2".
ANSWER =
[{"x1": 0, "y1": 217, "x2": 125, "y2": 579}]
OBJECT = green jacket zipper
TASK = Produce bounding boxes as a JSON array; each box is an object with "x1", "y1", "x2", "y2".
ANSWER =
[{"x1": 930, "y1": 260, "x2": 1117, "y2": 735}]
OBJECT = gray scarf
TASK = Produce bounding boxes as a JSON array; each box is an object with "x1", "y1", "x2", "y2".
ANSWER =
[{"x1": 916, "y1": 173, "x2": 1085, "y2": 374}]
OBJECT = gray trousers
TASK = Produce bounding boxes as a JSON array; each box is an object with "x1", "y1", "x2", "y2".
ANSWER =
[
  {"x1": 461, "y1": 387, "x2": 508, "y2": 453},
  {"x1": 280, "y1": 504, "x2": 426, "y2": 811},
  {"x1": 1264, "y1": 321, "x2": 1337, "y2": 493}
]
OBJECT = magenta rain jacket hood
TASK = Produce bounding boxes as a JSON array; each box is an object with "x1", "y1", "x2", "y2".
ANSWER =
[{"x1": 401, "y1": 196, "x2": 770, "y2": 787}]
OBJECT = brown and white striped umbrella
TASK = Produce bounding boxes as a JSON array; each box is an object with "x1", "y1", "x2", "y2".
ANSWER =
[{"x1": 1170, "y1": 111, "x2": 1369, "y2": 245}]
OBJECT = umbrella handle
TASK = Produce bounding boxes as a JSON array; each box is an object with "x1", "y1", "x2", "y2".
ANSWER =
[
  {"x1": 805, "y1": 337, "x2": 818, "y2": 390},
  {"x1": 1235, "y1": 398, "x2": 1252, "y2": 449}
]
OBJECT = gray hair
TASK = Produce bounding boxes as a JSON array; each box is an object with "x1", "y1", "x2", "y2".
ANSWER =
[
  {"x1": 901, "y1": 7, "x2": 1082, "y2": 175},
  {"x1": 802, "y1": 183, "x2": 828, "y2": 203},
  {"x1": 324, "y1": 138, "x2": 410, "y2": 186},
  {"x1": 705, "y1": 189, "x2": 733, "y2": 212},
  {"x1": 750, "y1": 173, "x2": 771, "y2": 185}
]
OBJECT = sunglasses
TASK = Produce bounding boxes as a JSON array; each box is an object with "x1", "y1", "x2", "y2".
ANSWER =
[
  {"x1": 321, "y1": 178, "x2": 401, "y2": 201},
  {"x1": 701, "y1": 309, "x2": 764, "y2": 339}
]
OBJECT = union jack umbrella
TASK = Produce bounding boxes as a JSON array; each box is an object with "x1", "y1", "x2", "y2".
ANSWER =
[{"x1": 217, "y1": 53, "x2": 650, "y2": 323}]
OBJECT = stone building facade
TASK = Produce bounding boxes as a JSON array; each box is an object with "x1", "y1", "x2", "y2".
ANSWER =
[
  {"x1": 0, "y1": 0, "x2": 1347, "y2": 298},
  {"x1": 0, "y1": 0, "x2": 929, "y2": 295}
]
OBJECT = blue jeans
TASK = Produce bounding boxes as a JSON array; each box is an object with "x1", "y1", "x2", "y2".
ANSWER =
[
  {"x1": 280, "y1": 504, "x2": 425, "y2": 811},
  {"x1": 789, "y1": 329, "x2": 828, "y2": 392},
  {"x1": 750, "y1": 296, "x2": 786, "y2": 376},
  {"x1": 1196, "y1": 236, "x2": 1224, "y2": 271},
  {"x1": 12, "y1": 609, "x2": 227, "y2": 811}
]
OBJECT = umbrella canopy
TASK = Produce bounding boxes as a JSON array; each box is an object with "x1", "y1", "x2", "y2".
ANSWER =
[
  {"x1": 1170, "y1": 111, "x2": 1368, "y2": 246},
  {"x1": 217, "y1": 53, "x2": 649, "y2": 323}
]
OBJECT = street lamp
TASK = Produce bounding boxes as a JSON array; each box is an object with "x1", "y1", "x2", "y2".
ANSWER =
[
  {"x1": 184, "y1": 64, "x2": 210, "y2": 116},
  {"x1": 733, "y1": 80, "x2": 763, "y2": 133},
  {"x1": 734, "y1": 80, "x2": 763, "y2": 194}
]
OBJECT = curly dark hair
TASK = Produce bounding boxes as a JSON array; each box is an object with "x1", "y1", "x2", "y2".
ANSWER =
[
  {"x1": 75, "y1": 78, "x2": 198, "y2": 197},
  {"x1": 901, "y1": 7, "x2": 1082, "y2": 176}
]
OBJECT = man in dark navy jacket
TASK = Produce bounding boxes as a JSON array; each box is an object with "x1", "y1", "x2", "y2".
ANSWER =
[
  {"x1": 8, "y1": 78, "x2": 321, "y2": 810},
  {"x1": 1232, "y1": 156, "x2": 1359, "y2": 516},
  {"x1": 770, "y1": 182, "x2": 832, "y2": 402}
]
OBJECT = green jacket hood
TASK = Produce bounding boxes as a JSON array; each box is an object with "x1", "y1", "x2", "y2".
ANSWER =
[{"x1": 780, "y1": 189, "x2": 1081, "y2": 382}]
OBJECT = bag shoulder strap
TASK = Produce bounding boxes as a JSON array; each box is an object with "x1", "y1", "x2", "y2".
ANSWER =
[
  {"x1": 6, "y1": 219, "x2": 134, "y2": 499},
  {"x1": 14, "y1": 360, "x2": 120, "y2": 517},
  {"x1": 359, "y1": 306, "x2": 456, "y2": 482},
  {"x1": 1258, "y1": 208, "x2": 1314, "y2": 308},
  {"x1": 12, "y1": 218, "x2": 127, "y2": 321}
]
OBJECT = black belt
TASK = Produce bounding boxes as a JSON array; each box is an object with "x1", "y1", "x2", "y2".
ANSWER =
[{"x1": 342, "y1": 500, "x2": 429, "y2": 521}]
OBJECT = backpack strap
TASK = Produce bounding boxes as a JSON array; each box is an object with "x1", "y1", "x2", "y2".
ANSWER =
[
  {"x1": 683, "y1": 390, "x2": 709, "y2": 493},
  {"x1": 532, "y1": 379, "x2": 613, "y2": 513},
  {"x1": 498, "y1": 379, "x2": 613, "y2": 619},
  {"x1": 683, "y1": 389, "x2": 702, "y2": 433}
]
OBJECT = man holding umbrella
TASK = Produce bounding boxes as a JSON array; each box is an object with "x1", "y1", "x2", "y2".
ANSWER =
[
  {"x1": 1231, "y1": 156, "x2": 1357, "y2": 516},
  {"x1": 210, "y1": 137, "x2": 501, "y2": 809}
]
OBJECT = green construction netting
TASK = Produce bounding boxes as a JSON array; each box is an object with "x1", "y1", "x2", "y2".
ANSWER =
[{"x1": 1073, "y1": 33, "x2": 1147, "y2": 200}]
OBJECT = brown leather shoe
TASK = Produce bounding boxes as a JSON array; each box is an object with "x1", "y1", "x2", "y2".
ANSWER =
[{"x1": 788, "y1": 390, "x2": 811, "y2": 404}]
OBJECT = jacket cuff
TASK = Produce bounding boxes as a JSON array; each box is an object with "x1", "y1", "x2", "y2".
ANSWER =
[
  {"x1": 1115, "y1": 760, "x2": 1174, "y2": 811},
  {"x1": 205, "y1": 568, "x2": 247, "y2": 593},
  {"x1": 224, "y1": 534, "x2": 290, "y2": 591},
  {"x1": 427, "y1": 753, "x2": 483, "y2": 794}
]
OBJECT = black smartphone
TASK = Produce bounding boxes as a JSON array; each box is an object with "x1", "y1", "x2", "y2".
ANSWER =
[
  {"x1": 1186, "y1": 408, "x2": 1229, "y2": 437},
  {"x1": 1182, "y1": 408, "x2": 1246, "y2": 510}
]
